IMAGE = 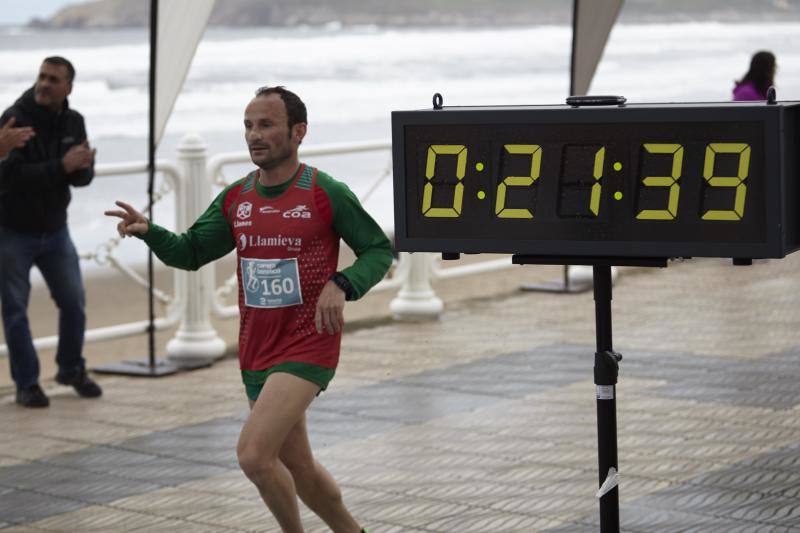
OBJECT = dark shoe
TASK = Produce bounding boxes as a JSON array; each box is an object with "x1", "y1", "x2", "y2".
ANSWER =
[
  {"x1": 16, "y1": 384, "x2": 50, "y2": 408},
  {"x1": 56, "y1": 370, "x2": 102, "y2": 398}
]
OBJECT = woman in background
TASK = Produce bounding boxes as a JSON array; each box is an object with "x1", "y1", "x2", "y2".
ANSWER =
[{"x1": 733, "y1": 50, "x2": 776, "y2": 101}]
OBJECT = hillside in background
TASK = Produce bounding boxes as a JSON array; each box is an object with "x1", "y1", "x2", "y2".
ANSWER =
[{"x1": 29, "y1": 0, "x2": 800, "y2": 29}]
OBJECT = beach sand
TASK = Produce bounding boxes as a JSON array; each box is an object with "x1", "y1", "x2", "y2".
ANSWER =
[{"x1": 0, "y1": 248, "x2": 564, "y2": 393}]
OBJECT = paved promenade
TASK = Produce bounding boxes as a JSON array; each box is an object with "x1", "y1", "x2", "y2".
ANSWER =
[{"x1": 2, "y1": 255, "x2": 800, "y2": 532}]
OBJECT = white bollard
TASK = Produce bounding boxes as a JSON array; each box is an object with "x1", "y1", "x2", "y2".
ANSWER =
[
  {"x1": 568, "y1": 265, "x2": 595, "y2": 285},
  {"x1": 390, "y1": 252, "x2": 443, "y2": 320},
  {"x1": 166, "y1": 134, "x2": 227, "y2": 365},
  {"x1": 568, "y1": 265, "x2": 619, "y2": 286}
]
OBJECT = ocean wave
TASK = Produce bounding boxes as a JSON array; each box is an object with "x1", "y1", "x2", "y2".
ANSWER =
[
  {"x1": 4, "y1": 22, "x2": 798, "y2": 141},
  {"x1": 0, "y1": 22, "x2": 798, "y2": 270}
]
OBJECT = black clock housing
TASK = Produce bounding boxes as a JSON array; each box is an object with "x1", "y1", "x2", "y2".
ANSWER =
[{"x1": 391, "y1": 101, "x2": 800, "y2": 259}]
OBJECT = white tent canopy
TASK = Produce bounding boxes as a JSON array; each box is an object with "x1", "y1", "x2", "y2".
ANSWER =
[
  {"x1": 571, "y1": 0, "x2": 624, "y2": 95},
  {"x1": 153, "y1": 0, "x2": 215, "y2": 146}
]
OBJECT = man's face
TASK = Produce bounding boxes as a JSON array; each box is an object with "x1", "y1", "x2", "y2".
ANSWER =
[
  {"x1": 244, "y1": 94, "x2": 306, "y2": 170},
  {"x1": 34, "y1": 62, "x2": 72, "y2": 112}
]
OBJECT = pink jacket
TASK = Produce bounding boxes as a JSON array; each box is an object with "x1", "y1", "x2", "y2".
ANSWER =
[{"x1": 732, "y1": 81, "x2": 765, "y2": 101}]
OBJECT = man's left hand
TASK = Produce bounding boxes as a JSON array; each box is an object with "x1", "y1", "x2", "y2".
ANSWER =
[{"x1": 315, "y1": 281, "x2": 345, "y2": 335}]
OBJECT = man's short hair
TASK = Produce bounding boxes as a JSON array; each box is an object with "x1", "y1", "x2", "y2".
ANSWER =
[
  {"x1": 255, "y1": 86, "x2": 307, "y2": 128},
  {"x1": 43, "y1": 56, "x2": 75, "y2": 83}
]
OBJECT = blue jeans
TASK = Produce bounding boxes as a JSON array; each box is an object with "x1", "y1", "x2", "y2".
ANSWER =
[{"x1": 0, "y1": 226, "x2": 86, "y2": 389}]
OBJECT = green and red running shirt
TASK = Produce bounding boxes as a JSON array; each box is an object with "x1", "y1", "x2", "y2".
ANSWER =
[{"x1": 141, "y1": 164, "x2": 392, "y2": 372}]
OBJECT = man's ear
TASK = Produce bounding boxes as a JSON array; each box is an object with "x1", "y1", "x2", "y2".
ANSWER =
[
  {"x1": 292, "y1": 122, "x2": 307, "y2": 145},
  {"x1": 66, "y1": 82, "x2": 73, "y2": 97}
]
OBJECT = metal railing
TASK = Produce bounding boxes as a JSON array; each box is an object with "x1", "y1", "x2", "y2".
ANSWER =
[
  {"x1": 0, "y1": 160, "x2": 184, "y2": 358},
  {"x1": 0, "y1": 135, "x2": 534, "y2": 362}
]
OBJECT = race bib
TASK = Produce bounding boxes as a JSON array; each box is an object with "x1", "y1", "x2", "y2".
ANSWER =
[{"x1": 241, "y1": 257, "x2": 303, "y2": 308}]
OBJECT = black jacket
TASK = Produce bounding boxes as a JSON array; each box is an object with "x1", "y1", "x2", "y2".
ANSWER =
[{"x1": 0, "y1": 87, "x2": 93, "y2": 233}]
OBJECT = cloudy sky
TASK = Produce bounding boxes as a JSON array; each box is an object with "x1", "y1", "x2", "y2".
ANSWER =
[{"x1": 1, "y1": 0, "x2": 74, "y2": 25}]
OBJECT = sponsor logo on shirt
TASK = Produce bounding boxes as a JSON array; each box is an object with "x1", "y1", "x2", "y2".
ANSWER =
[
  {"x1": 237, "y1": 202, "x2": 252, "y2": 220},
  {"x1": 234, "y1": 202, "x2": 254, "y2": 227},
  {"x1": 283, "y1": 204, "x2": 311, "y2": 219},
  {"x1": 259, "y1": 205, "x2": 280, "y2": 214},
  {"x1": 239, "y1": 234, "x2": 302, "y2": 252}
]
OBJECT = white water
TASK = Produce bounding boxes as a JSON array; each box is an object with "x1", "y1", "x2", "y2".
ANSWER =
[{"x1": 1, "y1": 22, "x2": 799, "y2": 269}]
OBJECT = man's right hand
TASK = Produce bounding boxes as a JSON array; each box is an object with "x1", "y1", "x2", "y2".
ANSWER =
[
  {"x1": 62, "y1": 141, "x2": 95, "y2": 173},
  {"x1": 104, "y1": 201, "x2": 150, "y2": 237},
  {"x1": 0, "y1": 117, "x2": 34, "y2": 159}
]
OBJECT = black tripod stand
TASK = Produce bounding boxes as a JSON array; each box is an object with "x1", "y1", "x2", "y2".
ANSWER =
[{"x1": 513, "y1": 255, "x2": 666, "y2": 532}]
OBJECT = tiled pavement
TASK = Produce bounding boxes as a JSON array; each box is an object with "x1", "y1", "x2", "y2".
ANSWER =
[{"x1": 2, "y1": 256, "x2": 800, "y2": 532}]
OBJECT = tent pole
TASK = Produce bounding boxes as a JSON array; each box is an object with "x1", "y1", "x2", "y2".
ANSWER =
[
  {"x1": 94, "y1": 0, "x2": 179, "y2": 376},
  {"x1": 564, "y1": 0, "x2": 578, "y2": 289},
  {"x1": 518, "y1": 0, "x2": 592, "y2": 294},
  {"x1": 94, "y1": 0, "x2": 202, "y2": 377},
  {"x1": 146, "y1": 0, "x2": 158, "y2": 369},
  {"x1": 570, "y1": 0, "x2": 578, "y2": 96}
]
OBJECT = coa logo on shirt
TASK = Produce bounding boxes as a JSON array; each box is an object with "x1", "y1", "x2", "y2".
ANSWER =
[{"x1": 283, "y1": 205, "x2": 311, "y2": 219}]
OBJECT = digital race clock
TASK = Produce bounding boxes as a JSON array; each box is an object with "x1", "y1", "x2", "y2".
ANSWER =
[{"x1": 391, "y1": 101, "x2": 800, "y2": 259}]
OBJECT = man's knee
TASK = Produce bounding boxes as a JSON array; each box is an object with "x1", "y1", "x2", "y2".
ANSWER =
[
  {"x1": 237, "y1": 440, "x2": 279, "y2": 484},
  {"x1": 56, "y1": 294, "x2": 85, "y2": 315},
  {"x1": 1, "y1": 300, "x2": 29, "y2": 330},
  {"x1": 0, "y1": 277, "x2": 31, "y2": 320},
  {"x1": 50, "y1": 280, "x2": 85, "y2": 313}
]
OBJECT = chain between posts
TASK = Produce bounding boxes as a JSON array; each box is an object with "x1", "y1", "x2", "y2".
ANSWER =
[{"x1": 78, "y1": 178, "x2": 174, "y2": 306}]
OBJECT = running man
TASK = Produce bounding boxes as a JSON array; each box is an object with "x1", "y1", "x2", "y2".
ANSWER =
[{"x1": 106, "y1": 86, "x2": 391, "y2": 532}]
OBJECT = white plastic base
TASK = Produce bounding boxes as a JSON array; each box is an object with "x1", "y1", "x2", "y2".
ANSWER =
[
  {"x1": 389, "y1": 292, "x2": 444, "y2": 321},
  {"x1": 166, "y1": 329, "x2": 227, "y2": 366}
]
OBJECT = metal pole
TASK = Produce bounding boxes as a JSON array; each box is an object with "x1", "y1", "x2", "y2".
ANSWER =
[
  {"x1": 593, "y1": 264, "x2": 620, "y2": 532},
  {"x1": 566, "y1": 0, "x2": 577, "y2": 294},
  {"x1": 570, "y1": 0, "x2": 578, "y2": 96},
  {"x1": 146, "y1": 0, "x2": 158, "y2": 370}
]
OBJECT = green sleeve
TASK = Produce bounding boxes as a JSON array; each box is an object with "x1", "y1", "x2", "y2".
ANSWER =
[
  {"x1": 141, "y1": 182, "x2": 238, "y2": 271},
  {"x1": 317, "y1": 172, "x2": 393, "y2": 299}
]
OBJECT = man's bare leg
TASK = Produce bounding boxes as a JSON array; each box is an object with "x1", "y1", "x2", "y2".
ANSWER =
[
  {"x1": 237, "y1": 372, "x2": 319, "y2": 532},
  {"x1": 279, "y1": 414, "x2": 361, "y2": 532}
]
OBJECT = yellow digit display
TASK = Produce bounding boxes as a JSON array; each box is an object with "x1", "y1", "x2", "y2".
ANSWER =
[
  {"x1": 701, "y1": 143, "x2": 750, "y2": 221},
  {"x1": 397, "y1": 103, "x2": 789, "y2": 259},
  {"x1": 422, "y1": 145, "x2": 467, "y2": 218},
  {"x1": 636, "y1": 143, "x2": 683, "y2": 220},
  {"x1": 495, "y1": 144, "x2": 541, "y2": 219},
  {"x1": 589, "y1": 147, "x2": 605, "y2": 216}
]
